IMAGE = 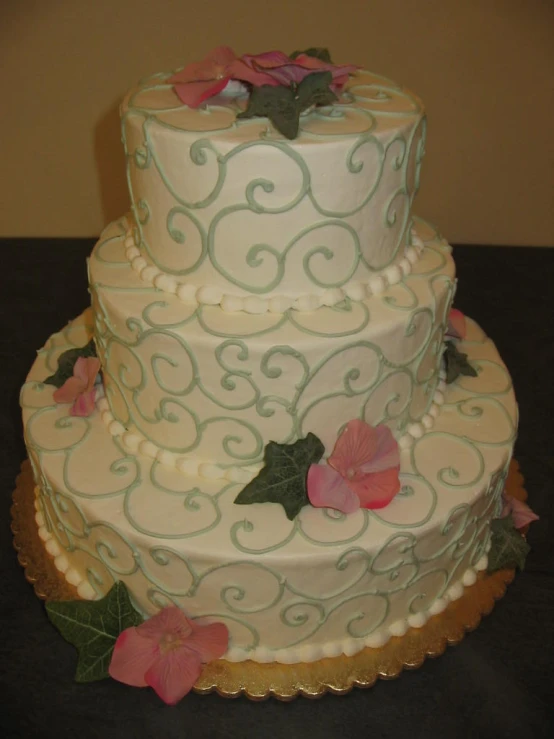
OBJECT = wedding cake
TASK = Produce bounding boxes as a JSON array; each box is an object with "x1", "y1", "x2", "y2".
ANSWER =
[{"x1": 21, "y1": 49, "x2": 517, "y2": 672}]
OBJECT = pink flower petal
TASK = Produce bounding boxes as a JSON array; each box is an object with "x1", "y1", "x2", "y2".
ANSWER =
[
  {"x1": 173, "y1": 78, "x2": 230, "y2": 107},
  {"x1": 82, "y1": 357, "x2": 101, "y2": 392},
  {"x1": 145, "y1": 649, "x2": 203, "y2": 705},
  {"x1": 188, "y1": 621, "x2": 229, "y2": 663},
  {"x1": 137, "y1": 606, "x2": 193, "y2": 642},
  {"x1": 109, "y1": 628, "x2": 158, "y2": 688},
  {"x1": 328, "y1": 420, "x2": 378, "y2": 479},
  {"x1": 73, "y1": 356, "x2": 89, "y2": 385},
  {"x1": 293, "y1": 54, "x2": 359, "y2": 82},
  {"x1": 358, "y1": 424, "x2": 400, "y2": 474},
  {"x1": 207, "y1": 45, "x2": 237, "y2": 69},
  {"x1": 261, "y1": 65, "x2": 308, "y2": 86},
  {"x1": 241, "y1": 50, "x2": 293, "y2": 70},
  {"x1": 70, "y1": 388, "x2": 96, "y2": 417},
  {"x1": 330, "y1": 74, "x2": 352, "y2": 94},
  {"x1": 307, "y1": 464, "x2": 360, "y2": 514},
  {"x1": 348, "y1": 466, "x2": 401, "y2": 509},
  {"x1": 168, "y1": 46, "x2": 236, "y2": 84},
  {"x1": 447, "y1": 308, "x2": 466, "y2": 339},
  {"x1": 502, "y1": 495, "x2": 539, "y2": 529},
  {"x1": 53, "y1": 376, "x2": 84, "y2": 404},
  {"x1": 227, "y1": 59, "x2": 282, "y2": 87}
]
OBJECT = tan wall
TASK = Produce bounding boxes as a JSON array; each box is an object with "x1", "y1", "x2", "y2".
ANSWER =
[{"x1": 1, "y1": 0, "x2": 553, "y2": 245}]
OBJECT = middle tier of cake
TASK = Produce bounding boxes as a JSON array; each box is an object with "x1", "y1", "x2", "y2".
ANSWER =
[{"x1": 89, "y1": 216, "x2": 455, "y2": 474}]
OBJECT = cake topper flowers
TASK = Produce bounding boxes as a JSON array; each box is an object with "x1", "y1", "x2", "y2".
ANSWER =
[
  {"x1": 53, "y1": 356, "x2": 101, "y2": 417},
  {"x1": 169, "y1": 47, "x2": 358, "y2": 139},
  {"x1": 234, "y1": 50, "x2": 356, "y2": 92},
  {"x1": 109, "y1": 606, "x2": 228, "y2": 705},
  {"x1": 169, "y1": 46, "x2": 270, "y2": 107},
  {"x1": 307, "y1": 420, "x2": 401, "y2": 513}
]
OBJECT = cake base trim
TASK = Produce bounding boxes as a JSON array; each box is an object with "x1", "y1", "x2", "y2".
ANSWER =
[{"x1": 12, "y1": 458, "x2": 524, "y2": 700}]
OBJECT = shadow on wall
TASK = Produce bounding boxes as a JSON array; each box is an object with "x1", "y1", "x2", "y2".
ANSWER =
[{"x1": 94, "y1": 100, "x2": 130, "y2": 226}]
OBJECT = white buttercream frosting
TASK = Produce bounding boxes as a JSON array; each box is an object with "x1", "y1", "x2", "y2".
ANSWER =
[
  {"x1": 22, "y1": 309, "x2": 516, "y2": 663},
  {"x1": 121, "y1": 69, "x2": 426, "y2": 302},
  {"x1": 19, "y1": 60, "x2": 518, "y2": 666},
  {"x1": 124, "y1": 223, "x2": 424, "y2": 313}
]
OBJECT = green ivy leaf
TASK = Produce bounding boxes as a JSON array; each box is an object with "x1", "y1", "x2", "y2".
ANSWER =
[
  {"x1": 234, "y1": 433, "x2": 325, "y2": 520},
  {"x1": 290, "y1": 47, "x2": 333, "y2": 63},
  {"x1": 237, "y1": 84, "x2": 300, "y2": 139},
  {"x1": 237, "y1": 72, "x2": 336, "y2": 140},
  {"x1": 487, "y1": 517, "x2": 531, "y2": 574},
  {"x1": 46, "y1": 582, "x2": 143, "y2": 683},
  {"x1": 296, "y1": 71, "x2": 337, "y2": 109},
  {"x1": 443, "y1": 340, "x2": 478, "y2": 384},
  {"x1": 43, "y1": 339, "x2": 97, "y2": 388}
]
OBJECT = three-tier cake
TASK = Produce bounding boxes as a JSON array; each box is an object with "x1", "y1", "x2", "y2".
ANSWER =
[{"x1": 21, "y1": 50, "x2": 517, "y2": 665}]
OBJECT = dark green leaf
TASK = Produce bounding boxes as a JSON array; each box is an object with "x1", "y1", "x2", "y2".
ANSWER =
[
  {"x1": 237, "y1": 73, "x2": 337, "y2": 139},
  {"x1": 487, "y1": 516, "x2": 531, "y2": 574},
  {"x1": 296, "y1": 71, "x2": 337, "y2": 110},
  {"x1": 237, "y1": 84, "x2": 300, "y2": 139},
  {"x1": 46, "y1": 582, "x2": 143, "y2": 682},
  {"x1": 234, "y1": 433, "x2": 325, "y2": 520},
  {"x1": 443, "y1": 340, "x2": 478, "y2": 384},
  {"x1": 290, "y1": 47, "x2": 333, "y2": 63},
  {"x1": 43, "y1": 339, "x2": 97, "y2": 388}
]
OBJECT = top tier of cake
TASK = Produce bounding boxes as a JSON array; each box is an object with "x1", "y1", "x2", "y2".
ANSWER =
[{"x1": 122, "y1": 69, "x2": 426, "y2": 309}]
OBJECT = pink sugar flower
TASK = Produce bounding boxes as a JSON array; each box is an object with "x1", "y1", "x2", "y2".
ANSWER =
[
  {"x1": 501, "y1": 492, "x2": 539, "y2": 529},
  {"x1": 169, "y1": 46, "x2": 280, "y2": 107},
  {"x1": 169, "y1": 48, "x2": 358, "y2": 108},
  {"x1": 52, "y1": 356, "x2": 101, "y2": 417},
  {"x1": 308, "y1": 420, "x2": 401, "y2": 513},
  {"x1": 233, "y1": 50, "x2": 357, "y2": 92},
  {"x1": 109, "y1": 607, "x2": 228, "y2": 705},
  {"x1": 169, "y1": 46, "x2": 240, "y2": 107},
  {"x1": 446, "y1": 308, "x2": 466, "y2": 340}
]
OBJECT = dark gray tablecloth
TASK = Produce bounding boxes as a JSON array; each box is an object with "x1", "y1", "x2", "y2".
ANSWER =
[{"x1": 1, "y1": 239, "x2": 552, "y2": 738}]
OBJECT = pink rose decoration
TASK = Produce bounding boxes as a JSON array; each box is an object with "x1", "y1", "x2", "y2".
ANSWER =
[
  {"x1": 446, "y1": 308, "x2": 466, "y2": 340},
  {"x1": 232, "y1": 50, "x2": 358, "y2": 92},
  {"x1": 52, "y1": 356, "x2": 101, "y2": 417},
  {"x1": 307, "y1": 420, "x2": 401, "y2": 513},
  {"x1": 109, "y1": 606, "x2": 228, "y2": 705},
  {"x1": 501, "y1": 493, "x2": 539, "y2": 529}
]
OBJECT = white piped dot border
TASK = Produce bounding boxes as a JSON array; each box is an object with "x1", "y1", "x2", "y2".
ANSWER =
[
  {"x1": 34, "y1": 490, "x2": 96, "y2": 600},
  {"x1": 124, "y1": 227, "x2": 424, "y2": 315},
  {"x1": 97, "y1": 375, "x2": 446, "y2": 483},
  {"x1": 223, "y1": 555, "x2": 489, "y2": 664}
]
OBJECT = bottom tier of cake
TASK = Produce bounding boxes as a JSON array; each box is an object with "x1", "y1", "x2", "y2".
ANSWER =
[{"x1": 21, "y1": 313, "x2": 517, "y2": 664}]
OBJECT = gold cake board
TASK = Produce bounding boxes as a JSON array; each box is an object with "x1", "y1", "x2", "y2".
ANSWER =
[{"x1": 12, "y1": 459, "x2": 524, "y2": 701}]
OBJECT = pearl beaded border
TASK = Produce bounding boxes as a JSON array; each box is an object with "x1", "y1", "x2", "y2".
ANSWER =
[
  {"x1": 96, "y1": 376, "x2": 446, "y2": 483},
  {"x1": 123, "y1": 225, "x2": 424, "y2": 315}
]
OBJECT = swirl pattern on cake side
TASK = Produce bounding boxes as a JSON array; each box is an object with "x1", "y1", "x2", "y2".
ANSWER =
[
  {"x1": 88, "y1": 218, "x2": 455, "y2": 469},
  {"x1": 122, "y1": 70, "x2": 426, "y2": 300},
  {"x1": 21, "y1": 306, "x2": 517, "y2": 663}
]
